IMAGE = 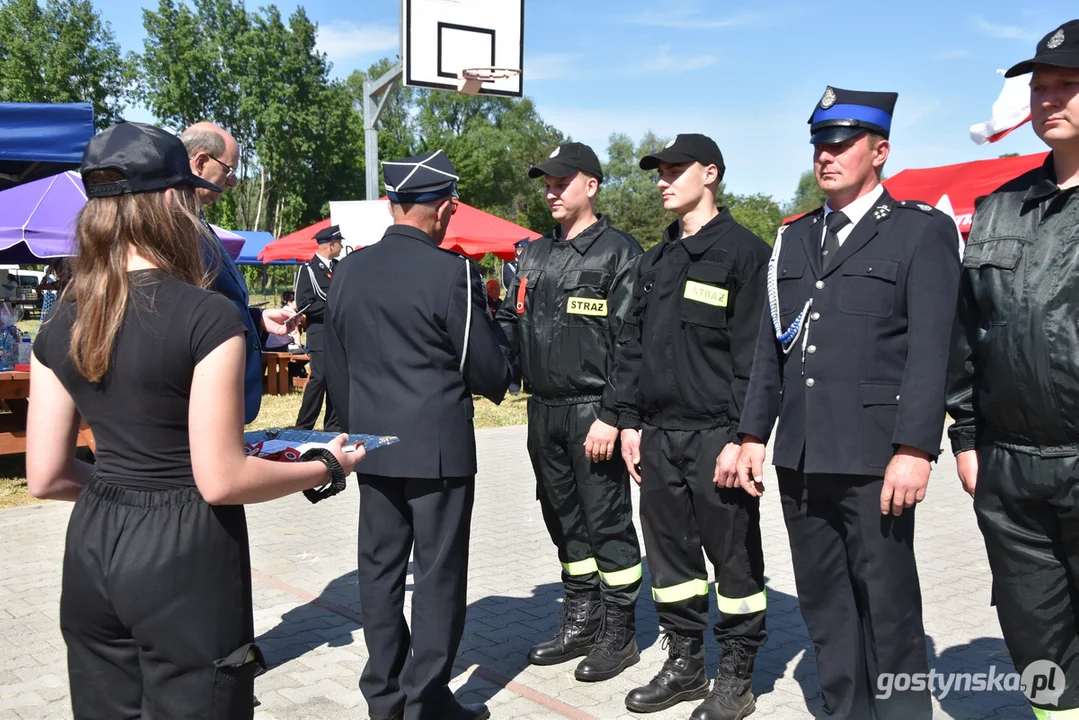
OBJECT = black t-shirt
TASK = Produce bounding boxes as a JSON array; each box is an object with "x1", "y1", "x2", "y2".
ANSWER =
[{"x1": 34, "y1": 269, "x2": 246, "y2": 489}]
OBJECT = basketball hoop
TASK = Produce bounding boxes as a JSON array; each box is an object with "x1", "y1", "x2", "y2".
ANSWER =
[{"x1": 458, "y1": 67, "x2": 521, "y2": 95}]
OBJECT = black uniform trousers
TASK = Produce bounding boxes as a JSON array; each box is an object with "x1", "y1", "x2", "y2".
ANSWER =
[
  {"x1": 777, "y1": 468, "x2": 931, "y2": 720},
  {"x1": 974, "y1": 441, "x2": 1079, "y2": 714},
  {"x1": 61, "y1": 478, "x2": 261, "y2": 720},
  {"x1": 295, "y1": 345, "x2": 338, "y2": 431},
  {"x1": 357, "y1": 474, "x2": 474, "y2": 720},
  {"x1": 526, "y1": 398, "x2": 642, "y2": 608},
  {"x1": 639, "y1": 425, "x2": 767, "y2": 647}
]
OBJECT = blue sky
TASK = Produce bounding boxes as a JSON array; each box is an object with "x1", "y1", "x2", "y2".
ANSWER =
[{"x1": 96, "y1": 0, "x2": 1072, "y2": 205}]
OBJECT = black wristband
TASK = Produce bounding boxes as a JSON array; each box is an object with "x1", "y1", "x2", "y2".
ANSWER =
[{"x1": 300, "y1": 447, "x2": 347, "y2": 504}]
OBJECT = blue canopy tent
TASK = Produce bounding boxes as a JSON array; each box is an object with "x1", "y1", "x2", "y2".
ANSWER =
[
  {"x1": 0, "y1": 103, "x2": 95, "y2": 192},
  {"x1": 234, "y1": 230, "x2": 298, "y2": 265}
]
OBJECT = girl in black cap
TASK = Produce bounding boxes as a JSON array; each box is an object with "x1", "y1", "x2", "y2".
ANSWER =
[{"x1": 24, "y1": 122, "x2": 363, "y2": 719}]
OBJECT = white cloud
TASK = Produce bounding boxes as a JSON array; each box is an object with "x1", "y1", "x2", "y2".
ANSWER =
[
  {"x1": 627, "y1": 44, "x2": 717, "y2": 76},
  {"x1": 525, "y1": 53, "x2": 584, "y2": 81},
  {"x1": 316, "y1": 22, "x2": 399, "y2": 64},
  {"x1": 622, "y1": 9, "x2": 763, "y2": 30},
  {"x1": 972, "y1": 15, "x2": 1040, "y2": 42},
  {"x1": 937, "y1": 49, "x2": 972, "y2": 60}
]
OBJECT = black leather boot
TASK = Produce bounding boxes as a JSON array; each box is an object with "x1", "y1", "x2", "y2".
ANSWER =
[
  {"x1": 624, "y1": 632, "x2": 709, "y2": 713},
  {"x1": 690, "y1": 641, "x2": 756, "y2": 720},
  {"x1": 528, "y1": 591, "x2": 602, "y2": 665},
  {"x1": 574, "y1": 604, "x2": 640, "y2": 682}
]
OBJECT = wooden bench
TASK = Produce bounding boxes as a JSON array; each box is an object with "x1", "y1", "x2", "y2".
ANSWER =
[
  {"x1": 261, "y1": 352, "x2": 310, "y2": 396},
  {"x1": 0, "y1": 371, "x2": 95, "y2": 456}
]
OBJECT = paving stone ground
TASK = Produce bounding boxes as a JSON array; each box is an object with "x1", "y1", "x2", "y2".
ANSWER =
[{"x1": 0, "y1": 425, "x2": 1031, "y2": 719}]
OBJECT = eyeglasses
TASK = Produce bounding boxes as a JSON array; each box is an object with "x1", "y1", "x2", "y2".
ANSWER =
[{"x1": 206, "y1": 154, "x2": 237, "y2": 181}]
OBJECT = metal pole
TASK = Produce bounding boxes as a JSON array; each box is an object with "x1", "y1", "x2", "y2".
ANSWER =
[{"x1": 363, "y1": 62, "x2": 403, "y2": 200}]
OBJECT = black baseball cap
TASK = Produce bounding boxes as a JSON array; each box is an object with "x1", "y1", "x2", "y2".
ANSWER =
[
  {"x1": 1005, "y1": 20, "x2": 1079, "y2": 77},
  {"x1": 639, "y1": 134, "x2": 725, "y2": 173},
  {"x1": 81, "y1": 121, "x2": 222, "y2": 198},
  {"x1": 528, "y1": 142, "x2": 604, "y2": 183}
]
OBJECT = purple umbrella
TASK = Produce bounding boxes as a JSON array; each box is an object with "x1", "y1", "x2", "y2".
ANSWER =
[{"x1": 0, "y1": 170, "x2": 245, "y2": 263}]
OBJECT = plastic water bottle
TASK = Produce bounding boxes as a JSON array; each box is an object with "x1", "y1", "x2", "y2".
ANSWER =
[{"x1": 17, "y1": 336, "x2": 31, "y2": 365}]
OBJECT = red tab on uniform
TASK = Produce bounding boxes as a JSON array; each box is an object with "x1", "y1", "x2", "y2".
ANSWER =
[{"x1": 516, "y1": 276, "x2": 528, "y2": 314}]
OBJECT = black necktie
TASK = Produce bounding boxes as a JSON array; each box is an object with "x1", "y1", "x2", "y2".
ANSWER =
[{"x1": 821, "y1": 211, "x2": 849, "y2": 272}]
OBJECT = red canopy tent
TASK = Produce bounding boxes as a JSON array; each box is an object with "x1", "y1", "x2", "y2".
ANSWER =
[
  {"x1": 258, "y1": 200, "x2": 540, "y2": 263},
  {"x1": 781, "y1": 152, "x2": 1048, "y2": 235}
]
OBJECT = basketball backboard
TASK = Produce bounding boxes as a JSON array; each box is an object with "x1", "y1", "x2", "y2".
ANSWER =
[{"x1": 402, "y1": 0, "x2": 524, "y2": 97}]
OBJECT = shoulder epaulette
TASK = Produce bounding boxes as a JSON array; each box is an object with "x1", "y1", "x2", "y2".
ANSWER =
[
  {"x1": 896, "y1": 200, "x2": 938, "y2": 214},
  {"x1": 783, "y1": 207, "x2": 824, "y2": 226}
]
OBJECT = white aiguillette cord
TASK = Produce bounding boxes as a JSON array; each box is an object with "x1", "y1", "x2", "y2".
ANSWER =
[
  {"x1": 767, "y1": 226, "x2": 813, "y2": 373},
  {"x1": 460, "y1": 257, "x2": 472, "y2": 374}
]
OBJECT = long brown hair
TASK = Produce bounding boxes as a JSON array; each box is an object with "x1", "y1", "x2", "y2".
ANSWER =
[{"x1": 66, "y1": 169, "x2": 219, "y2": 383}]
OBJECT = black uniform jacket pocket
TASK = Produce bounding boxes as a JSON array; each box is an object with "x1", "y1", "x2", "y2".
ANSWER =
[
  {"x1": 962, "y1": 238, "x2": 1023, "y2": 327},
  {"x1": 860, "y1": 382, "x2": 901, "y2": 468},
  {"x1": 562, "y1": 268, "x2": 611, "y2": 327},
  {"x1": 515, "y1": 268, "x2": 544, "y2": 316},
  {"x1": 839, "y1": 259, "x2": 900, "y2": 319},
  {"x1": 211, "y1": 642, "x2": 265, "y2": 720},
  {"x1": 680, "y1": 262, "x2": 731, "y2": 329}
]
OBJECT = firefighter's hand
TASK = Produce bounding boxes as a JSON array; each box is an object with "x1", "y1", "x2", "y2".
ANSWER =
[
  {"x1": 620, "y1": 428, "x2": 642, "y2": 485},
  {"x1": 880, "y1": 446, "x2": 931, "y2": 516},
  {"x1": 956, "y1": 450, "x2": 978, "y2": 498},
  {"x1": 584, "y1": 419, "x2": 618, "y2": 463},
  {"x1": 713, "y1": 442, "x2": 741, "y2": 488},
  {"x1": 736, "y1": 437, "x2": 766, "y2": 496},
  {"x1": 261, "y1": 306, "x2": 298, "y2": 336}
]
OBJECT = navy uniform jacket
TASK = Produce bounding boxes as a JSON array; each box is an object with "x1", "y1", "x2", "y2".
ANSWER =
[
  {"x1": 739, "y1": 189, "x2": 961, "y2": 476},
  {"x1": 324, "y1": 224, "x2": 512, "y2": 479},
  {"x1": 295, "y1": 253, "x2": 336, "y2": 352}
]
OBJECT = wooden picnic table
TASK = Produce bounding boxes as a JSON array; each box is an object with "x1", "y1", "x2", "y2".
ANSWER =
[
  {"x1": 0, "y1": 371, "x2": 95, "y2": 456},
  {"x1": 261, "y1": 351, "x2": 310, "y2": 396}
]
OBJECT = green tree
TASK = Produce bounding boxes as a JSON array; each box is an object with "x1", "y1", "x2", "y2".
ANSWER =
[
  {"x1": 0, "y1": 0, "x2": 132, "y2": 128},
  {"x1": 786, "y1": 169, "x2": 826, "y2": 215},
  {"x1": 726, "y1": 193, "x2": 783, "y2": 246},
  {"x1": 597, "y1": 132, "x2": 670, "y2": 249}
]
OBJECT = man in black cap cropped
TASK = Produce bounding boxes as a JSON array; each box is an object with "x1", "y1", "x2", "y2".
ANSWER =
[
  {"x1": 737, "y1": 88, "x2": 961, "y2": 719},
  {"x1": 947, "y1": 20, "x2": 1079, "y2": 719},
  {"x1": 496, "y1": 142, "x2": 644, "y2": 683},
  {"x1": 611, "y1": 134, "x2": 770, "y2": 720},
  {"x1": 293, "y1": 224, "x2": 342, "y2": 431},
  {"x1": 324, "y1": 149, "x2": 510, "y2": 720}
]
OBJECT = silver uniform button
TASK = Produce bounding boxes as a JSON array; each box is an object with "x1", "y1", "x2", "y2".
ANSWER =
[
  {"x1": 806, "y1": 378, "x2": 815, "y2": 388},
  {"x1": 815, "y1": 280, "x2": 825, "y2": 290},
  {"x1": 807, "y1": 345, "x2": 817, "y2": 354},
  {"x1": 810, "y1": 311, "x2": 821, "y2": 321}
]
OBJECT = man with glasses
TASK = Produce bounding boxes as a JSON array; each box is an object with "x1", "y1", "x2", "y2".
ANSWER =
[{"x1": 181, "y1": 122, "x2": 296, "y2": 424}]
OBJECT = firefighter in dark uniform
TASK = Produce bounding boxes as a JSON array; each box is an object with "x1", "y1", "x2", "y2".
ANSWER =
[
  {"x1": 612, "y1": 134, "x2": 770, "y2": 720},
  {"x1": 294, "y1": 224, "x2": 341, "y2": 431},
  {"x1": 495, "y1": 142, "x2": 644, "y2": 682},
  {"x1": 737, "y1": 89, "x2": 961, "y2": 720},
  {"x1": 324, "y1": 150, "x2": 511, "y2": 720},
  {"x1": 947, "y1": 22, "x2": 1079, "y2": 719}
]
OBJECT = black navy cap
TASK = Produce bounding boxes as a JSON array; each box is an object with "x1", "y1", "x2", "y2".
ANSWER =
[
  {"x1": 314, "y1": 225, "x2": 343, "y2": 243},
  {"x1": 808, "y1": 87, "x2": 898, "y2": 145},
  {"x1": 639, "y1": 134, "x2": 725, "y2": 173},
  {"x1": 528, "y1": 142, "x2": 604, "y2": 183},
  {"x1": 514, "y1": 238, "x2": 531, "y2": 248},
  {"x1": 81, "y1": 121, "x2": 222, "y2": 198},
  {"x1": 382, "y1": 150, "x2": 459, "y2": 203},
  {"x1": 1006, "y1": 20, "x2": 1079, "y2": 77}
]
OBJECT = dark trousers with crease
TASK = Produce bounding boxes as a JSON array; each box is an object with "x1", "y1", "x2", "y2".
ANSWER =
[
  {"x1": 527, "y1": 398, "x2": 642, "y2": 608},
  {"x1": 974, "y1": 441, "x2": 1079, "y2": 713},
  {"x1": 777, "y1": 468, "x2": 931, "y2": 720},
  {"x1": 357, "y1": 474, "x2": 474, "y2": 720},
  {"x1": 61, "y1": 478, "x2": 260, "y2": 720},
  {"x1": 295, "y1": 342, "x2": 338, "y2": 431},
  {"x1": 639, "y1": 425, "x2": 767, "y2": 648}
]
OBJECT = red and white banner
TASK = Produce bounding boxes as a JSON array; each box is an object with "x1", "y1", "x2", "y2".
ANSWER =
[{"x1": 970, "y1": 71, "x2": 1031, "y2": 144}]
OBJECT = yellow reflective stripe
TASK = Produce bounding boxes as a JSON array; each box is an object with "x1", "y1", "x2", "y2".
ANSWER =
[
  {"x1": 1032, "y1": 707, "x2": 1079, "y2": 720},
  {"x1": 561, "y1": 558, "x2": 599, "y2": 576},
  {"x1": 716, "y1": 587, "x2": 767, "y2": 615},
  {"x1": 598, "y1": 563, "x2": 642, "y2": 587},
  {"x1": 652, "y1": 578, "x2": 710, "y2": 603}
]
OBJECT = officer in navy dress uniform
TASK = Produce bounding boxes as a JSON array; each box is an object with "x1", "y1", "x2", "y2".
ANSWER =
[
  {"x1": 324, "y1": 150, "x2": 510, "y2": 720},
  {"x1": 294, "y1": 224, "x2": 342, "y2": 431},
  {"x1": 736, "y1": 88, "x2": 962, "y2": 720}
]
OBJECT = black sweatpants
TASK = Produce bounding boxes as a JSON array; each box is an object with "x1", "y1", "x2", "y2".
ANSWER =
[
  {"x1": 639, "y1": 425, "x2": 767, "y2": 647},
  {"x1": 357, "y1": 474, "x2": 474, "y2": 720},
  {"x1": 527, "y1": 398, "x2": 642, "y2": 608},
  {"x1": 974, "y1": 442, "x2": 1079, "y2": 714},
  {"x1": 295, "y1": 348, "x2": 338, "y2": 431},
  {"x1": 61, "y1": 478, "x2": 262, "y2": 720},
  {"x1": 777, "y1": 469, "x2": 931, "y2": 720}
]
